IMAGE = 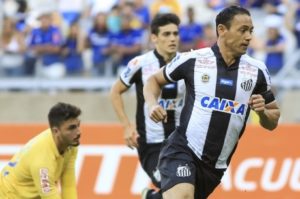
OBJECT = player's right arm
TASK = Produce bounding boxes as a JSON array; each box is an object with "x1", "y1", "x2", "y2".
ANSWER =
[
  {"x1": 110, "y1": 79, "x2": 138, "y2": 149},
  {"x1": 110, "y1": 58, "x2": 141, "y2": 149},
  {"x1": 144, "y1": 53, "x2": 191, "y2": 123},
  {"x1": 143, "y1": 67, "x2": 169, "y2": 123}
]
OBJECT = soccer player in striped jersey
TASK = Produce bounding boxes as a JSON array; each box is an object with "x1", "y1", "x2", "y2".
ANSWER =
[
  {"x1": 0, "y1": 102, "x2": 81, "y2": 199},
  {"x1": 110, "y1": 13, "x2": 185, "y2": 199},
  {"x1": 144, "y1": 5, "x2": 280, "y2": 199}
]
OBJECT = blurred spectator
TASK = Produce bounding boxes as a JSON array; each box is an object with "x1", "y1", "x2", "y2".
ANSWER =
[
  {"x1": 110, "y1": 16, "x2": 142, "y2": 76},
  {"x1": 133, "y1": 0, "x2": 151, "y2": 29},
  {"x1": 61, "y1": 21, "x2": 85, "y2": 76},
  {"x1": 285, "y1": 0, "x2": 300, "y2": 49},
  {"x1": 28, "y1": 11, "x2": 65, "y2": 79},
  {"x1": 0, "y1": 17, "x2": 26, "y2": 77},
  {"x1": 14, "y1": 0, "x2": 28, "y2": 33},
  {"x1": 107, "y1": 5, "x2": 122, "y2": 34},
  {"x1": 242, "y1": 0, "x2": 266, "y2": 8},
  {"x1": 87, "y1": 13, "x2": 113, "y2": 76},
  {"x1": 132, "y1": 0, "x2": 151, "y2": 50},
  {"x1": 206, "y1": 0, "x2": 227, "y2": 11},
  {"x1": 150, "y1": 0, "x2": 182, "y2": 18},
  {"x1": 196, "y1": 23, "x2": 216, "y2": 48},
  {"x1": 121, "y1": 1, "x2": 143, "y2": 31},
  {"x1": 263, "y1": 0, "x2": 282, "y2": 15},
  {"x1": 179, "y1": 6, "x2": 203, "y2": 51},
  {"x1": 264, "y1": 15, "x2": 286, "y2": 76}
]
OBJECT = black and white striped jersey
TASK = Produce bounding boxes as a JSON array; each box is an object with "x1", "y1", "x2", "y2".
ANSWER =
[
  {"x1": 163, "y1": 44, "x2": 275, "y2": 169},
  {"x1": 120, "y1": 49, "x2": 185, "y2": 144}
]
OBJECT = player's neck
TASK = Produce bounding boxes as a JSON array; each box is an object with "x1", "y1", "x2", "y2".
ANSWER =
[
  {"x1": 155, "y1": 48, "x2": 176, "y2": 63},
  {"x1": 52, "y1": 133, "x2": 67, "y2": 155},
  {"x1": 217, "y1": 40, "x2": 236, "y2": 66}
]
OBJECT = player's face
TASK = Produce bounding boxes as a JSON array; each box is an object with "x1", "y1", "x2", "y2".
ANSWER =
[
  {"x1": 222, "y1": 14, "x2": 253, "y2": 56},
  {"x1": 152, "y1": 23, "x2": 179, "y2": 56},
  {"x1": 58, "y1": 118, "x2": 81, "y2": 147}
]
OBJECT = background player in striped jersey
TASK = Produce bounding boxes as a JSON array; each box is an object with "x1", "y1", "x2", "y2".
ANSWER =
[
  {"x1": 144, "y1": 5, "x2": 280, "y2": 199},
  {"x1": 0, "y1": 102, "x2": 81, "y2": 199},
  {"x1": 110, "y1": 13, "x2": 185, "y2": 199}
]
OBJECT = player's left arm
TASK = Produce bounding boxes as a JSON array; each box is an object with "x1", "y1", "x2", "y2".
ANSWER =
[
  {"x1": 249, "y1": 94, "x2": 280, "y2": 130},
  {"x1": 250, "y1": 65, "x2": 280, "y2": 130},
  {"x1": 61, "y1": 147, "x2": 78, "y2": 199},
  {"x1": 30, "y1": 162, "x2": 61, "y2": 199}
]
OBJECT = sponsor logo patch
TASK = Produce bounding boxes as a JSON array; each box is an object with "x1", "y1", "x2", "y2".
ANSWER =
[
  {"x1": 158, "y1": 99, "x2": 184, "y2": 110},
  {"x1": 176, "y1": 164, "x2": 191, "y2": 177},
  {"x1": 220, "y1": 78, "x2": 233, "y2": 86},
  {"x1": 241, "y1": 79, "x2": 253, "y2": 91},
  {"x1": 200, "y1": 96, "x2": 247, "y2": 116},
  {"x1": 40, "y1": 168, "x2": 50, "y2": 193},
  {"x1": 202, "y1": 74, "x2": 210, "y2": 83}
]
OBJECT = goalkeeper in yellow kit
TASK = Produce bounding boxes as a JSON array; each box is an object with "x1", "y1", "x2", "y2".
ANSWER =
[{"x1": 0, "y1": 102, "x2": 81, "y2": 199}]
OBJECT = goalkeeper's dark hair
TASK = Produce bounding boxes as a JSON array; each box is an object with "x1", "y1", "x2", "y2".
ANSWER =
[
  {"x1": 150, "y1": 13, "x2": 180, "y2": 35},
  {"x1": 48, "y1": 102, "x2": 81, "y2": 128}
]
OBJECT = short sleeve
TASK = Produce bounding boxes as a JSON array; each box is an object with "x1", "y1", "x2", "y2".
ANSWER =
[
  {"x1": 164, "y1": 53, "x2": 193, "y2": 82},
  {"x1": 120, "y1": 57, "x2": 142, "y2": 87},
  {"x1": 254, "y1": 66, "x2": 275, "y2": 104}
]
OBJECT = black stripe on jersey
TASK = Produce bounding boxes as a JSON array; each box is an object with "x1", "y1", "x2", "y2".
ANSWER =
[
  {"x1": 155, "y1": 49, "x2": 178, "y2": 138},
  {"x1": 202, "y1": 45, "x2": 240, "y2": 166},
  {"x1": 253, "y1": 69, "x2": 268, "y2": 94},
  {"x1": 133, "y1": 69, "x2": 146, "y2": 142},
  {"x1": 253, "y1": 69, "x2": 275, "y2": 104},
  {"x1": 226, "y1": 107, "x2": 251, "y2": 166},
  {"x1": 154, "y1": 49, "x2": 167, "y2": 68},
  {"x1": 161, "y1": 83, "x2": 178, "y2": 138},
  {"x1": 176, "y1": 59, "x2": 196, "y2": 138}
]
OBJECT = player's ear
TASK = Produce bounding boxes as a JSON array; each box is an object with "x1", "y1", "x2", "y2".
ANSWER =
[
  {"x1": 217, "y1": 24, "x2": 227, "y2": 36},
  {"x1": 51, "y1": 127, "x2": 59, "y2": 134},
  {"x1": 151, "y1": 33, "x2": 158, "y2": 43}
]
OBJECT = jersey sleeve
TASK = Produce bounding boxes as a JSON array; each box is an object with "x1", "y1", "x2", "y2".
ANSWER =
[
  {"x1": 61, "y1": 147, "x2": 78, "y2": 199},
  {"x1": 119, "y1": 57, "x2": 142, "y2": 87},
  {"x1": 30, "y1": 159, "x2": 61, "y2": 199},
  {"x1": 163, "y1": 52, "x2": 192, "y2": 82},
  {"x1": 253, "y1": 65, "x2": 275, "y2": 104}
]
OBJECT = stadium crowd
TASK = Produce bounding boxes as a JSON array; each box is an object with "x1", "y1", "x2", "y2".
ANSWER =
[{"x1": 0, "y1": 0, "x2": 300, "y2": 79}]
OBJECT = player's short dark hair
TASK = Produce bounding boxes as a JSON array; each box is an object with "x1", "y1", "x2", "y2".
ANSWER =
[
  {"x1": 150, "y1": 13, "x2": 180, "y2": 35},
  {"x1": 215, "y1": 5, "x2": 250, "y2": 36},
  {"x1": 48, "y1": 102, "x2": 81, "y2": 128}
]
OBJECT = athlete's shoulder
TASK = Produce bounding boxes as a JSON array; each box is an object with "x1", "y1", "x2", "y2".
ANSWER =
[
  {"x1": 178, "y1": 47, "x2": 214, "y2": 60},
  {"x1": 25, "y1": 130, "x2": 55, "y2": 157},
  {"x1": 126, "y1": 51, "x2": 156, "y2": 70},
  {"x1": 167, "y1": 48, "x2": 213, "y2": 66},
  {"x1": 193, "y1": 47, "x2": 214, "y2": 57},
  {"x1": 241, "y1": 54, "x2": 267, "y2": 71}
]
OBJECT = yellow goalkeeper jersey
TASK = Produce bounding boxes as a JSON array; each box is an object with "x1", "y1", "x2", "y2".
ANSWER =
[{"x1": 0, "y1": 129, "x2": 78, "y2": 199}]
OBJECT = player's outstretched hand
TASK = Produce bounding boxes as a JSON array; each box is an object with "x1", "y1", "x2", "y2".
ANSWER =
[
  {"x1": 149, "y1": 104, "x2": 167, "y2": 123},
  {"x1": 124, "y1": 124, "x2": 139, "y2": 149}
]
